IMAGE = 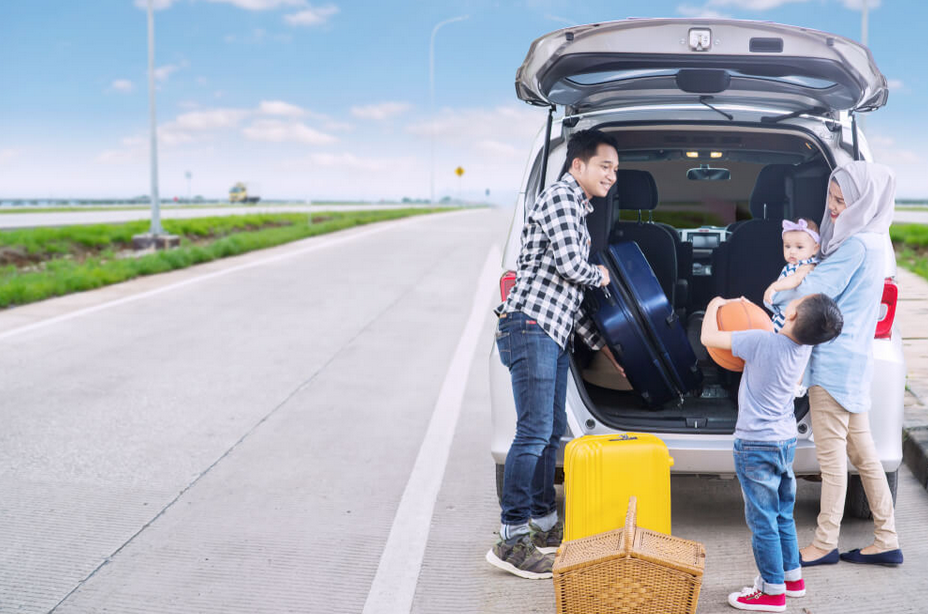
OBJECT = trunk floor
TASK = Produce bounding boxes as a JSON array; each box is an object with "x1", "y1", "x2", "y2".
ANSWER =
[{"x1": 584, "y1": 382, "x2": 738, "y2": 432}]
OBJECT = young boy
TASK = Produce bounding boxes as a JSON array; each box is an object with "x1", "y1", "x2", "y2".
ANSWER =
[{"x1": 701, "y1": 294, "x2": 843, "y2": 612}]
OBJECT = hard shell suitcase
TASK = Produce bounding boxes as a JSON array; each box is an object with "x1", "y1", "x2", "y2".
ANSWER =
[
  {"x1": 587, "y1": 242, "x2": 702, "y2": 406},
  {"x1": 563, "y1": 433, "x2": 673, "y2": 541}
]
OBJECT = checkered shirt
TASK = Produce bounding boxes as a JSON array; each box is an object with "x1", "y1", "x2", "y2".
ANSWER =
[{"x1": 497, "y1": 174, "x2": 605, "y2": 351}]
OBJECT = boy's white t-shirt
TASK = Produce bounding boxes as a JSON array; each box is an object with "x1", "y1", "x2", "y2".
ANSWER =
[{"x1": 731, "y1": 330, "x2": 812, "y2": 442}]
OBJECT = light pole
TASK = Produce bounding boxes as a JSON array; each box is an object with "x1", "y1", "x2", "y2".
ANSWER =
[
  {"x1": 429, "y1": 15, "x2": 468, "y2": 204},
  {"x1": 147, "y1": 0, "x2": 163, "y2": 234}
]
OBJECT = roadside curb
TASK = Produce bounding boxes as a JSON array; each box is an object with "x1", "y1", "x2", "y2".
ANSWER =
[{"x1": 903, "y1": 426, "x2": 928, "y2": 489}]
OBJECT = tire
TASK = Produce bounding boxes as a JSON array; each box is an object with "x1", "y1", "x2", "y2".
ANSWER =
[
  {"x1": 844, "y1": 470, "x2": 898, "y2": 520},
  {"x1": 495, "y1": 463, "x2": 505, "y2": 504}
]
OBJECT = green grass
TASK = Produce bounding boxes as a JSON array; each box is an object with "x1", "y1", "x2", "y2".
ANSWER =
[
  {"x1": 891, "y1": 223, "x2": 928, "y2": 282},
  {"x1": 0, "y1": 208, "x2": 448, "y2": 308}
]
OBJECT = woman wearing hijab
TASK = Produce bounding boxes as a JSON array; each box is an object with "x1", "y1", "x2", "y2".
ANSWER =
[{"x1": 765, "y1": 161, "x2": 903, "y2": 567}]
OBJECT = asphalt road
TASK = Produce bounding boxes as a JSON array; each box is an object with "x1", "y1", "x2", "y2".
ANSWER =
[
  {"x1": 0, "y1": 207, "x2": 925, "y2": 613},
  {"x1": 0, "y1": 203, "x2": 437, "y2": 230}
]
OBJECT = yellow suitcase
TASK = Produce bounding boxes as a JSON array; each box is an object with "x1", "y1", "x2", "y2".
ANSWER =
[{"x1": 563, "y1": 433, "x2": 673, "y2": 541}]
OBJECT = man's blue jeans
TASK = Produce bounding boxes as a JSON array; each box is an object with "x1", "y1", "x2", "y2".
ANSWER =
[
  {"x1": 733, "y1": 438, "x2": 802, "y2": 594},
  {"x1": 496, "y1": 311, "x2": 568, "y2": 527}
]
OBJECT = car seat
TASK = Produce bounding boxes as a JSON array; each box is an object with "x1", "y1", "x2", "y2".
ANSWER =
[
  {"x1": 609, "y1": 169, "x2": 687, "y2": 309},
  {"x1": 713, "y1": 164, "x2": 790, "y2": 306}
]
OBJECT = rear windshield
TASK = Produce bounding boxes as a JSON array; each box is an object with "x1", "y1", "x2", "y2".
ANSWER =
[{"x1": 605, "y1": 129, "x2": 829, "y2": 231}]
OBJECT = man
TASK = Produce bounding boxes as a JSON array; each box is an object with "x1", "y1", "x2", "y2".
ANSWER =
[{"x1": 487, "y1": 129, "x2": 624, "y2": 579}]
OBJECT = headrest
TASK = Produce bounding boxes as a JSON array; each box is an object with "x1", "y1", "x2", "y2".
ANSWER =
[
  {"x1": 749, "y1": 164, "x2": 792, "y2": 220},
  {"x1": 614, "y1": 169, "x2": 659, "y2": 211}
]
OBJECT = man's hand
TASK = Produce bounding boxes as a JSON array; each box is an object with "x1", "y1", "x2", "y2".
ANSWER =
[
  {"x1": 600, "y1": 345, "x2": 625, "y2": 377},
  {"x1": 597, "y1": 265, "x2": 610, "y2": 287}
]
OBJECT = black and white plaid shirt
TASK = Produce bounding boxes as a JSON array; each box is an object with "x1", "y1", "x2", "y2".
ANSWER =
[{"x1": 497, "y1": 174, "x2": 605, "y2": 351}]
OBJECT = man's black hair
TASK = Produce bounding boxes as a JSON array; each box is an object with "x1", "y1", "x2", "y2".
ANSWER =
[
  {"x1": 566, "y1": 128, "x2": 618, "y2": 167},
  {"x1": 792, "y1": 293, "x2": 844, "y2": 346}
]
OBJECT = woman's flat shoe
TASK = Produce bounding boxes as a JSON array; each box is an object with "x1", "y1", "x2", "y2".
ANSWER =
[
  {"x1": 800, "y1": 548, "x2": 839, "y2": 567},
  {"x1": 840, "y1": 548, "x2": 903, "y2": 566}
]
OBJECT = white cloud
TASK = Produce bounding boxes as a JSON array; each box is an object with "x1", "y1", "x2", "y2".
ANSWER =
[
  {"x1": 838, "y1": 0, "x2": 881, "y2": 9},
  {"x1": 350, "y1": 102, "x2": 412, "y2": 121},
  {"x1": 171, "y1": 108, "x2": 249, "y2": 130},
  {"x1": 706, "y1": 0, "x2": 809, "y2": 8},
  {"x1": 476, "y1": 140, "x2": 523, "y2": 158},
  {"x1": 867, "y1": 134, "x2": 922, "y2": 166},
  {"x1": 0, "y1": 149, "x2": 19, "y2": 165},
  {"x1": 205, "y1": 0, "x2": 304, "y2": 9},
  {"x1": 258, "y1": 100, "x2": 305, "y2": 117},
  {"x1": 323, "y1": 120, "x2": 354, "y2": 132},
  {"x1": 677, "y1": 0, "x2": 810, "y2": 15},
  {"x1": 887, "y1": 79, "x2": 904, "y2": 91},
  {"x1": 134, "y1": 0, "x2": 178, "y2": 10},
  {"x1": 155, "y1": 60, "x2": 189, "y2": 82},
  {"x1": 285, "y1": 4, "x2": 338, "y2": 26},
  {"x1": 406, "y1": 105, "x2": 542, "y2": 145},
  {"x1": 242, "y1": 119, "x2": 336, "y2": 144},
  {"x1": 676, "y1": 5, "x2": 731, "y2": 17},
  {"x1": 300, "y1": 152, "x2": 412, "y2": 172},
  {"x1": 109, "y1": 79, "x2": 134, "y2": 93}
]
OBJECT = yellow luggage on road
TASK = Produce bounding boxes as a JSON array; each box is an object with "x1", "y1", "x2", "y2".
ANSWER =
[{"x1": 563, "y1": 433, "x2": 673, "y2": 541}]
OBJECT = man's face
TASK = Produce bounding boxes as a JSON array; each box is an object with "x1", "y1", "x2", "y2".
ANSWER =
[{"x1": 572, "y1": 144, "x2": 619, "y2": 199}]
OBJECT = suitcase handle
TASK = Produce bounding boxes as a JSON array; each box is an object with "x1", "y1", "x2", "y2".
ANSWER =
[{"x1": 608, "y1": 434, "x2": 639, "y2": 442}]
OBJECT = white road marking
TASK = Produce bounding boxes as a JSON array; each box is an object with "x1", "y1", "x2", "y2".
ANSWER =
[
  {"x1": 361, "y1": 245, "x2": 500, "y2": 614},
  {"x1": 0, "y1": 210, "x2": 481, "y2": 342}
]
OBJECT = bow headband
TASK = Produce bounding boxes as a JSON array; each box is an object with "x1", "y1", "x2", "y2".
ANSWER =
[{"x1": 782, "y1": 219, "x2": 820, "y2": 243}]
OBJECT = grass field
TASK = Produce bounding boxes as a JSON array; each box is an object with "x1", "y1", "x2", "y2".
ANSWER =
[
  {"x1": 891, "y1": 223, "x2": 928, "y2": 281},
  {"x1": 0, "y1": 208, "x2": 448, "y2": 308}
]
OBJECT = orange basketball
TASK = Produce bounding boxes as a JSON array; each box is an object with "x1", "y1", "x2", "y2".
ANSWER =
[{"x1": 706, "y1": 299, "x2": 774, "y2": 372}]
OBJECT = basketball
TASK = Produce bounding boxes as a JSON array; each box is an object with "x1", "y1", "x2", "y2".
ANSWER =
[{"x1": 706, "y1": 299, "x2": 774, "y2": 372}]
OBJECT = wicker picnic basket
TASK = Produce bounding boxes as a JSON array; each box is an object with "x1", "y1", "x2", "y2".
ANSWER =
[{"x1": 552, "y1": 496, "x2": 706, "y2": 614}]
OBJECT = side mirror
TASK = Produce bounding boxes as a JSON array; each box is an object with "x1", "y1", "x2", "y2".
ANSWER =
[{"x1": 687, "y1": 165, "x2": 730, "y2": 181}]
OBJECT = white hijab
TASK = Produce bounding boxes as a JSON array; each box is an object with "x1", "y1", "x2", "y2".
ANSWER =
[{"x1": 819, "y1": 161, "x2": 895, "y2": 258}]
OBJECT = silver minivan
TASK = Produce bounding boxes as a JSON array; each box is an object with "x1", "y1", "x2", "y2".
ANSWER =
[{"x1": 489, "y1": 18, "x2": 904, "y2": 518}]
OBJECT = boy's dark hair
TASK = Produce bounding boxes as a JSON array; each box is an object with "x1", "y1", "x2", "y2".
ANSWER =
[
  {"x1": 566, "y1": 129, "x2": 618, "y2": 166},
  {"x1": 792, "y1": 293, "x2": 843, "y2": 345}
]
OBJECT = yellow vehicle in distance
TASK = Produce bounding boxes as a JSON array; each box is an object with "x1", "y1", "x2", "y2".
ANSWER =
[{"x1": 229, "y1": 182, "x2": 261, "y2": 204}]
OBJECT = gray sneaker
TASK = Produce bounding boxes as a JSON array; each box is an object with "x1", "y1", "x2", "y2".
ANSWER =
[
  {"x1": 529, "y1": 520, "x2": 563, "y2": 555},
  {"x1": 485, "y1": 533, "x2": 555, "y2": 579}
]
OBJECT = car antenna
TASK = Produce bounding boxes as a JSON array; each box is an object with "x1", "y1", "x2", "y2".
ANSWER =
[{"x1": 699, "y1": 96, "x2": 733, "y2": 121}]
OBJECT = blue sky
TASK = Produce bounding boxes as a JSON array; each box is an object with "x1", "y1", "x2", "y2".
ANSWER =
[{"x1": 1, "y1": 0, "x2": 926, "y2": 202}]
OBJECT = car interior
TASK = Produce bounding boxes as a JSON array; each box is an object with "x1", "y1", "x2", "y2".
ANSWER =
[{"x1": 572, "y1": 126, "x2": 832, "y2": 433}]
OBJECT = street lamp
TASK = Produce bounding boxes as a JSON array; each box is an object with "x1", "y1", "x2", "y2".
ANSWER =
[
  {"x1": 147, "y1": 0, "x2": 163, "y2": 234},
  {"x1": 429, "y1": 15, "x2": 468, "y2": 204}
]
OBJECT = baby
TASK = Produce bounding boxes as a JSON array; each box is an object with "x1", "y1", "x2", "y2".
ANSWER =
[{"x1": 767, "y1": 218, "x2": 821, "y2": 332}]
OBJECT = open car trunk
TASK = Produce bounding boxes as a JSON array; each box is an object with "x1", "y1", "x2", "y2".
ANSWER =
[{"x1": 570, "y1": 123, "x2": 830, "y2": 434}]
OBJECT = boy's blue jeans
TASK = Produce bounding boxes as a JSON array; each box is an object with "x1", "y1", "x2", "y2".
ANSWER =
[
  {"x1": 733, "y1": 438, "x2": 802, "y2": 594},
  {"x1": 496, "y1": 311, "x2": 568, "y2": 527}
]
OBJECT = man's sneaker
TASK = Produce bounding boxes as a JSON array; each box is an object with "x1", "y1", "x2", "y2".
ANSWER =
[
  {"x1": 785, "y1": 579, "x2": 806, "y2": 597},
  {"x1": 727, "y1": 587, "x2": 786, "y2": 612},
  {"x1": 486, "y1": 534, "x2": 554, "y2": 580},
  {"x1": 529, "y1": 520, "x2": 563, "y2": 555}
]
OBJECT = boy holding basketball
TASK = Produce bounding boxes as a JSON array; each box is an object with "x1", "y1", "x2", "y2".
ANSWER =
[{"x1": 701, "y1": 294, "x2": 843, "y2": 612}]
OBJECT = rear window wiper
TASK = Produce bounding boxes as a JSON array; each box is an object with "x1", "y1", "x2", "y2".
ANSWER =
[
  {"x1": 699, "y1": 96, "x2": 733, "y2": 121},
  {"x1": 761, "y1": 106, "x2": 828, "y2": 123}
]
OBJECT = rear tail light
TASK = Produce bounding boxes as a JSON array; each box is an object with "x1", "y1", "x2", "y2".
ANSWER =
[
  {"x1": 875, "y1": 278, "x2": 898, "y2": 339},
  {"x1": 500, "y1": 271, "x2": 516, "y2": 302}
]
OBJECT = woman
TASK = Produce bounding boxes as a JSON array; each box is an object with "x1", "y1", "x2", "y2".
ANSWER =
[{"x1": 765, "y1": 161, "x2": 903, "y2": 566}]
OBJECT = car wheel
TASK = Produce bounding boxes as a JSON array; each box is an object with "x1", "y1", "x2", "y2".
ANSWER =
[
  {"x1": 495, "y1": 463, "x2": 505, "y2": 504},
  {"x1": 844, "y1": 470, "x2": 898, "y2": 520}
]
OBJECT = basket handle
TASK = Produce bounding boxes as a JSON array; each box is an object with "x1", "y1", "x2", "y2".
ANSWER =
[{"x1": 623, "y1": 496, "x2": 638, "y2": 551}]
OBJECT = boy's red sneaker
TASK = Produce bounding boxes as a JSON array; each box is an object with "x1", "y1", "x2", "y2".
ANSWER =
[
  {"x1": 785, "y1": 578, "x2": 806, "y2": 597},
  {"x1": 727, "y1": 587, "x2": 786, "y2": 612}
]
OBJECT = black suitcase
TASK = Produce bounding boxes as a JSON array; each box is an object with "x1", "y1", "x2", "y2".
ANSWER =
[{"x1": 587, "y1": 242, "x2": 702, "y2": 406}]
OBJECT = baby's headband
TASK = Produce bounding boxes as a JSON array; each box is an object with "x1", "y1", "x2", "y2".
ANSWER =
[{"x1": 782, "y1": 219, "x2": 820, "y2": 243}]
